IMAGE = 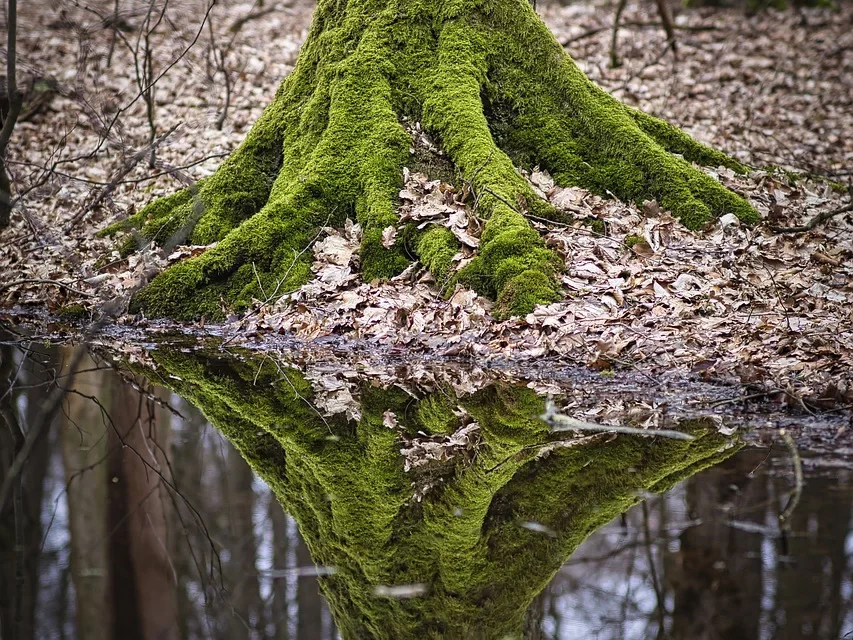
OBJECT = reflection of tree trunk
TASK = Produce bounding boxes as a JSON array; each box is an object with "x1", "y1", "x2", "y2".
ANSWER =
[
  {"x1": 0, "y1": 343, "x2": 53, "y2": 640},
  {"x1": 522, "y1": 589, "x2": 546, "y2": 639},
  {"x1": 270, "y1": 498, "x2": 291, "y2": 639},
  {"x1": 775, "y1": 471, "x2": 853, "y2": 639},
  {"x1": 820, "y1": 475, "x2": 852, "y2": 640},
  {"x1": 668, "y1": 449, "x2": 767, "y2": 640},
  {"x1": 223, "y1": 444, "x2": 264, "y2": 638},
  {"x1": 62, "y1": 354, "x2": 112, "y2": 640},
  {"x1": 108, "y1": 377, "x2": 180, "y2": 640},
  {"x1": 170, "y1": 398, "x2": 206, "y2": 639},
  {"x1": 296, "y1": 532, "x2": 322, "y2": 640}
]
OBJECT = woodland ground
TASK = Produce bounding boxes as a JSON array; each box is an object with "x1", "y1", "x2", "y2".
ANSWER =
[{"x1": 2, "y1": 0, "x2": 852, "y2": 409}]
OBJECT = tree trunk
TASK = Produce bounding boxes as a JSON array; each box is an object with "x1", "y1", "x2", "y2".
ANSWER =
[
  {"x1": 0, "y1": 342, "x2": 53, "y2": 640},
  {"x1": 108, "y1": 0, "x2": 758, "y2": 321},
  {"x1": 0, "y1": 157, "x2": 12, "y2": 230}
]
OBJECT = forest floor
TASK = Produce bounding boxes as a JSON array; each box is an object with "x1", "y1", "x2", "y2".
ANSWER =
[{"x1": 2, "y1": 0, "x2": 852, "y2": 411}]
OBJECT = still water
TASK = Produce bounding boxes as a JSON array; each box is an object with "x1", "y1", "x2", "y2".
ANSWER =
[{"x1": 0, "y1": 334, "x2": 851, "y2": 639}]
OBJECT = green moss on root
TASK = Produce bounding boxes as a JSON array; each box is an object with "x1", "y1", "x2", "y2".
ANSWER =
[
  {"x1": 57, "y1": 303, "x2": 89, "y2": 321},
  {"x1": 414, "y1": 226, "x2": 459, "y2": 292},
  {"x1": 115, "y1": 0, "x2": 760, "y2": 320}
]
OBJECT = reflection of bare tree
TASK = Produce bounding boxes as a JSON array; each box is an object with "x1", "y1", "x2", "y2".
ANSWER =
[
  {"x1": 0, "y1": 341, "x2": 53, "y2": 640},
  {"x1": 269, "y1": 497, "x2": 292, "y2": 639},
  {"x1": 297, "y1": 532, "x2": 324, "y2": 640},
  {"x1": 62, "y1": 353, "x2": 112, "y2": 640},
  {"x1": 522, "y1": 589, "x2": 547, "y2": 640},
  {"x1": 773, "y1": 470, "x2": 853, "y2": 640},
  {"x1": 222, "y1": 444, "x2": 264, "y2": 638},
  {"x1": 108, "y1": 370, "x2": 180, "y2": 639},
  {"x1": 667, "y1": 448, "x2": 768, "y2": 640}
]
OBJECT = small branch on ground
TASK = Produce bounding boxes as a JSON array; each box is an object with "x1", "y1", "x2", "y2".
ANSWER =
[
  {"x1": 541, "y1": 398, "x2": 695, "y2": 440},
  {"x1": 770, "y1": 201, "x2": 853, "y2": 234},
  {"x1": 0, "y1": 278, "x2": 96, "y2": 298}
]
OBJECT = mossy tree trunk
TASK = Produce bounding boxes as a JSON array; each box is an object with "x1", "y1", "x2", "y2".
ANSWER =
[{"x1": 112, "y1": 0, "x2": 758, "y2": 320}]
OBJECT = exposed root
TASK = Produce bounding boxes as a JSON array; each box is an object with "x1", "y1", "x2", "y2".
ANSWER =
[{"x1": 106, "y1": 0, "x2": 760, "y2": 321}]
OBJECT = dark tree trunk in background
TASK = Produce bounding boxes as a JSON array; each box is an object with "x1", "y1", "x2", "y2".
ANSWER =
[
  {"x1": 0, "y1": 343, "x2": 53, "y2": 640},
  {"x1": 668, "y1": 450, "x2": 767, "y2": 640},
  {"x1": 62, "y1": 355, "x2": 112, "y2": 640},
  {"x1": 108, "y1": 377, "x2": 180, "y2": 640},
  {"x1": 223, "y1": 444, "x2": 265, "y2": 638}
]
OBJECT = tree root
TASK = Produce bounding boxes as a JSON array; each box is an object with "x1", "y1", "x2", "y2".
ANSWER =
[{"x1": 106, "y1": 0, "x2": 760, "y2": 321}]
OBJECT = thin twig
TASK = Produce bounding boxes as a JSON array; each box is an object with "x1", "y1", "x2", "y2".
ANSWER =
[
  {"x1": 540, "y1": 398, "x2": 695, "y2": 440},
  {"x1": 777, "y1": 428, "x2": 803, "y2": 532},
  {"x1": 62, "y1": 122, "x2": 182, "y2": 232},
  {"x1": 609, "y1": 0, "x2": 629, "y2": 68},
  {"x1": 0, "y1": 278, "x2": 95, "y2": 297},
  {"x1": 770, "y1": 201, "x2": 853, "y2": 234}
]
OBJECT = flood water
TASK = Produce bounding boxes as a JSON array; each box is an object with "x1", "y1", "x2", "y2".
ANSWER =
[{"x1": 1, "y1": 331, "x2": 852, "y2": 639}]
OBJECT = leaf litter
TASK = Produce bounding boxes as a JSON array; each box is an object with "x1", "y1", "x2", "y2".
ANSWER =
[{"x1": 2, "y1": 0, "x2": 852, "y2": 412}]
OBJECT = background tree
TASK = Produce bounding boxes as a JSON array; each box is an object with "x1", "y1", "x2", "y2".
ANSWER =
[{"x1": 0, "y1": 0, "x2": 21, "y2": 231}]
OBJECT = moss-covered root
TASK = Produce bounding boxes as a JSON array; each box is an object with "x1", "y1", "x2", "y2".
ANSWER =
[
  {"x1": 129, "y1": 204, "x2": 321, "y2": 319},
  {"x1": 413, "y1": 226, "x2": 459, "y2": 293},
  {"x1": 482, "y1": 3, "x2": 759, "y2": 230},
  {"x1": 129, "y1": 7, "x2": 415, "y2": 320},
  {"x1": 100, "y1": 96, "x2": 287, "y2": 257},
  {"x1": 421, "y1": 20, "x2": 562, "y2": 318}
]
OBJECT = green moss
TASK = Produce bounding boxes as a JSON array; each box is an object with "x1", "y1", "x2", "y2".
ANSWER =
[
  {"x1": 495, "y1": 269, "x2": 560, "y2": 318},
  {"x1": 116, "y1": 0, "x2": 761, "y2": 319},
  {"x1": 124, "y1": 346, "x2": 742, "y2": 639},
  {"x1": 414, "y1": 226, "x2": 459, "y2": 292},
  {"x1": 57, "y1": 303, "x2": 89, "y2": 320},
  {"x1": 624, "y1": 234, "x2": 644, "y2": 248},
  {"x1": 458, "y1": 210, "x2": 561, "y2": 317},
  {"x1": 585, "y1": 217, "x2": 606, "y2": 234}
]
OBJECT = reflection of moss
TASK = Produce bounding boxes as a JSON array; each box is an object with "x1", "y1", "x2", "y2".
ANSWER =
[
  {"x1": 129, "y1": 348, "x2": 741, "y2": 638},
  {"x1": 57, "y1": 303, "x2": 89, "y2": 321}
]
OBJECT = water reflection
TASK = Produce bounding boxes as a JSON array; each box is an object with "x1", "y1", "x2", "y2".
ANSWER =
[{"x1": 0, "y1": 336, "x2": 851, "y2": 639}]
